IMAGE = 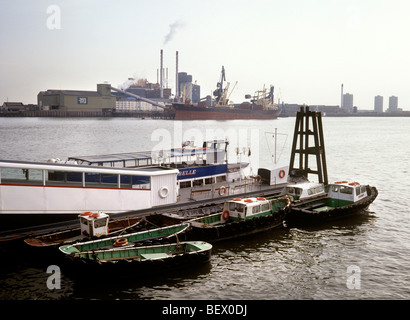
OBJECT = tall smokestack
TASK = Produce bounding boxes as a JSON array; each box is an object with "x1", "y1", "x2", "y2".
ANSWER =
[
  {"x1": 160, "y1": 49, "x2": 164, "y2": 98},
  {"x1": 341, "y1": 83, "x2": 344, "y2": 109},
  {"x1": 176, "y1": 51, "x2": 179, "y2": 101}
]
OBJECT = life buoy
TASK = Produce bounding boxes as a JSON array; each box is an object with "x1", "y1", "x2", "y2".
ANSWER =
[
  {"x1": 218, "y1": 186, "x2": 227, "y2": 196},
  {"x1": 81, "y1": 212, "x2": 92, "y2": 216},
  {"x1": 257, "y1": 197, "x2": 266, "y2": 201},
  {"x1": 89, "y1": 213, "x2": 100, "y2": 218},
  {"x1": 159, "y1": 186, "x2": 169, "y2": 198},
  {"x1": 222, "y1": 210, "x2": 230, "y2": 220},
  {"x1": 279, "y1": 170, "x2": 286, "y2": 179},
  {"x1": 113, "y1": 238, "x2": 128, "y2": 247},
  {"x1": 335, "y1": 181, "x2": 348, "y2": 184},
  {"x1": 244, "y1": 199, "x2": 253, "y2": 203},
  {"x1": 232, "y1": 198, "x2": 242, "y2": 201},
  {"x1": 349, "y1": 182, "x2": 360, "y2": 186}
]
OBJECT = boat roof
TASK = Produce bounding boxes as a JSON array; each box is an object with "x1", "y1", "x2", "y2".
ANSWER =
[
  {"x1": 68, "y1": 152, "x2": 153, "y2": 163},
  {"x1": 330, "y1": 181, "x2": 362, "y2": 187},
  {"x1": 0, "y1": 160, "x2": 179, "y2": 176},
  {"x1": 229, "y1": 197, "x2": 268, "y2": 205},
  {"x1": 286, "y1": 182, "x2": 324, "y2": 189},
  {"x1": 68, "y1": 147, "x2": 223, "y2": 164}
]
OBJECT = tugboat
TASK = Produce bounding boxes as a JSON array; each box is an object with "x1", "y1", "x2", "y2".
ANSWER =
[
  {"x1": 186, "y1": 195, "x2": 292, "y2": 242},
  {"x1": 286, "y1": 181, "x2": 378, "y2": 226}
]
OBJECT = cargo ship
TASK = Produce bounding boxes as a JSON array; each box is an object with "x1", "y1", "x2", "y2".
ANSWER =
[{"x1": 171, "y1": 66, "x2": 281, "y2": 120}]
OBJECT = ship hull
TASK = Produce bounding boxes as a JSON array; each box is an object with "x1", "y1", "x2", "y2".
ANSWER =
[{"x1": 172, "y1": 104, "x2": 281, "y2": 120}]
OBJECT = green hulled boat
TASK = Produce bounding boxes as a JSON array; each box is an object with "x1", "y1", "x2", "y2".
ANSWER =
[
  {"x1": 286, "y1": 181, "x2": 378, "y2": 226},
  {"x1": 59, "y1": 222, "x2": 189, "y2": 253},
  {"x1": 186, "y1": 195, "x2": 292, "y2": 242},
  {"x1": 59, "y1": 241, "x2": 212, "y2": 274}
]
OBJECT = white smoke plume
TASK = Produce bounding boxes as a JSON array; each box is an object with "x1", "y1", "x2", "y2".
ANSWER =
[
  {"x1": 163, "y1": 20, "x2": 184, "y2": 45},
  {"x1": 118, "y1": 76, "x2": 148, "y2": 91}
]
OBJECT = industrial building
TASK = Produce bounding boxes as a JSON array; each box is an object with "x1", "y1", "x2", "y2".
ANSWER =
[
  {"x1": 37, "y1": 83, "x2": 116, "y2": 113},
  {"x1": 112, "y1": 79, "x2": 171, "y2": 112},
  {"x1": 177, "y1": 72, "x2": 200, "y2": 103}
]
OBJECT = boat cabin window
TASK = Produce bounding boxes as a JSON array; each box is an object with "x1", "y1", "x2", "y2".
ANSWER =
[
  {"x1": 261, "y1": 203, "x2": 270, "y2": 212},
  {"x1": 228, "y1": 202, "x2": 245, "y2": 213},
  {"x1": 179, "y1": 181, "x2": 192, "y2": 188},
  {"x1": 286, "y1": 187, "x2": 301, "y2": 195},
  {"x1": 307, "y1": 185, "x2": 324, "y2": 195},
  {"x1": 252, "y1": 206, "x2": 260, "y2": 214},
  {"x1": 94, "y1": 217, "x2": 108, "y2": 228},
  {"x1": 0, "y1": 168, "x2": 44, "y2": 185},
  {"x1": 340, "y1": 186, "x2": 353, "y2": 194}
]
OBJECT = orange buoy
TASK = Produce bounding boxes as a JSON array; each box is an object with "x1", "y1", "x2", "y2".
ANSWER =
[
  {"x1": 113, "y1": 238, "x2": 128, "y2": 247},
  {"x1": 279, "y1": 170, "x2": 286, "y2": 179},
  {"x1": 218, "y1": 186, "x2": 227, "y2": 196}
]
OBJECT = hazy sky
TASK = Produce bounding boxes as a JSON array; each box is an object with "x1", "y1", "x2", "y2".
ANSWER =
[{"x1": 1, "y1": 0, "x2": 409, "y2": 110}]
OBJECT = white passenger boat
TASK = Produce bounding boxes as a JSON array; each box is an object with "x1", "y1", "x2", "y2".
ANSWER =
[{"x1": 0, "y1": 159, "x2": 178, "y2": 231}]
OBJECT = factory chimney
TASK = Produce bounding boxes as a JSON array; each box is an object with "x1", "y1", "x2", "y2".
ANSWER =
[
  {"x1": 160, "y1": 49, "x2": 164, "y2": 98},
  {"x1": 175, "y1": 51, "x2": 179, "y2": 101},
  {"x1": 341, "y1": 83, "x2": 344, "y2": 109}
]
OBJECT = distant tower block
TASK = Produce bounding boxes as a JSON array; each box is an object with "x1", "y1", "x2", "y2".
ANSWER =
[{"x1": 289, "y1": 106, "x2": 328, "y2": 185}]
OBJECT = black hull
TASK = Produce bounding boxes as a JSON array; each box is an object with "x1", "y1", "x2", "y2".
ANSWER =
[
  {"x1": 286, "y1": 186, "x2": 378, "y2": 227},
  {"x1": 61, "y1": 248, "x2": 212, "y2": 279},
  {"x1": 187, "y1": 210, "x2": 287, "y2": 243}
]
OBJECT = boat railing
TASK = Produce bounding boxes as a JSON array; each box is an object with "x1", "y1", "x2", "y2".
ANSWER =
[{"x1": 188, "y1": 178, "x2": 263, "y2": 201}]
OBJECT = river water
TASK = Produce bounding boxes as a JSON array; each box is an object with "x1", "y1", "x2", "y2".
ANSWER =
[{"x1": 0, "y1": 116, "x2": 409, "y2": 300}]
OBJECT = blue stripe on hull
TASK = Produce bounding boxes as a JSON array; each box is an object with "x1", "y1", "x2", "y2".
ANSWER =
[{"x1": 177, "y1": 164, "x2": 227, "y2": 180}]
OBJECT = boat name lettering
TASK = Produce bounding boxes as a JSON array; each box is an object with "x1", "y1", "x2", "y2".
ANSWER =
[{"x1": 178, "y1": 169, "x2": 197, "y2": 176}]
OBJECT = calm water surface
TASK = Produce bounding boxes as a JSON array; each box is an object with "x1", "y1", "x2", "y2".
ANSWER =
[{"x1": 0, "y1": 116, "x2": 409, "y2": 300}]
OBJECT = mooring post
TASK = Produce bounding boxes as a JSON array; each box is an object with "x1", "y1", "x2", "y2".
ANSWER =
[{"x1": 289, "y1": 106, "x2": 328, "y2": 185}]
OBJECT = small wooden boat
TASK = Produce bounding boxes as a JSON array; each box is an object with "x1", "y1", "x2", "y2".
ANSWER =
[
  {"x1": 186, "y1": 195, "x2": 292, "y2": 242},
  {"x1": 286, "y1": 181, "x2": 378, "y2": 226},
  {"x1": 58, "y1": 222, "x2": 190, "y2": 253},
  {"x1": 59, "y1": 240, "x2": 212, "y2": 274},
  {"x1": 24, "y1": 212, "x2": 144, "y2": 248}
]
